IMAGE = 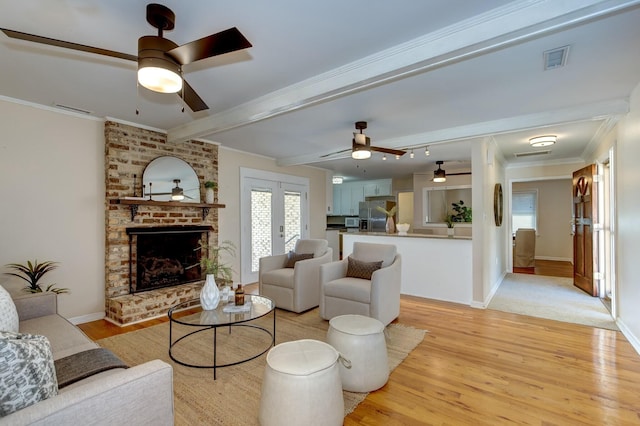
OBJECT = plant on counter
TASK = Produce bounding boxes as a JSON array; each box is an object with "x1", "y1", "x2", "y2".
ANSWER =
[
  {"x1": 375, "y1": 205, "x2": 397, "y2": 217},
  {"x1": 4, "y1": 259, "x2": 69, "y2": 294},
  {"x1": 444, "y1": 214, "x2": 455, "y2": 228},
  {"x1": 451, "y1": 200, "x2": 472, "y2": 223}
]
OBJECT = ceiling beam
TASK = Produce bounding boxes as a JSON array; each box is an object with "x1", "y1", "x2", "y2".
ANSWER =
[{"x1": 167, "y1": 0, "x2": 640, "y2": 144}]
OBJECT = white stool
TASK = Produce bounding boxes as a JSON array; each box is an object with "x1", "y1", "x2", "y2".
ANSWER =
[
  {"x1": 327, "y1": 314, "x2": 389, "y2": 392},
  {"x1": 259, "y1": 339, "x2": 344, "y2": 426}
]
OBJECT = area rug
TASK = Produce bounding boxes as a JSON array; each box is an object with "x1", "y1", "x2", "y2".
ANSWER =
[
  {"x1": 488, "y1": 273, "x2": 618, "y2": 330},
  {"x1": 97, "y1": 308, "x2": 426, "y2": 425}
]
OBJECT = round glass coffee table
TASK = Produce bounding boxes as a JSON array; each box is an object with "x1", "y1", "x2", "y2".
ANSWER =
[{"x1": 168, "y1": 294, "x2": 275, "y2": 379}]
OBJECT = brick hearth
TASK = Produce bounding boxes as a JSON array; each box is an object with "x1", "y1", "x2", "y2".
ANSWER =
[{"x1": 104, "y1": 121, "x2": 219, "y2": 325}]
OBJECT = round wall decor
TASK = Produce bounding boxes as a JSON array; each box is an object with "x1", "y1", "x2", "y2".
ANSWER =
[{"x1": 493, "y1": 183, "x2": 503, "y2": 226}]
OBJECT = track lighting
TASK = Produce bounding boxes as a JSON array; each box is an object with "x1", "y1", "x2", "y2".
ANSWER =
[
  {"x1": 382, "y1": 154, "x2": 387, "y2": 161},
  {"x1": 410, "y1": 150, "x2": 414, "y2": 159},
  {"x1": 425, "y1": 146, "x2": 430, "y2": 156}
]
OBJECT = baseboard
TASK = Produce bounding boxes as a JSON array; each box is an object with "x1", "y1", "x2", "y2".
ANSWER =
[
  {"x1": 535, "y1": 256, "x2": 573, "y2": 262},
  {"x1": 470, "y1": 271, "x2": 507, "y2": 309},
  {"x1": 616, "y1": 319, "x2": 640, "y2": 356},
  {"x1": 68, "y1": 311, "x2": 105, "y2": 325}
]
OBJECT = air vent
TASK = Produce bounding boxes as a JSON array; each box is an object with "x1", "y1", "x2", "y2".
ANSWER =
[
  {"x1": 53, "y1": 103, "x2": 93, "y2": 115},
  {"x1": 514, "y1": 150, "x2": 551, "y2": 158},
  {"x1": 544, "y1": 46, "x2": 570, "y2": 70}
]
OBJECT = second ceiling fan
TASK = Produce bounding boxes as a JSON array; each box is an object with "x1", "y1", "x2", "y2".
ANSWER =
[
  {"x1": 0, "y1": 3, "x2": 252, "y2": 112},
  {"x1": 351, "y1": 121, "x2": 406, "y2": 160}
]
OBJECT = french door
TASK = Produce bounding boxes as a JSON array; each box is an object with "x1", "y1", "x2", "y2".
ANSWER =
[{"x1": 240, "y1": 169, "x2": 309, "y2": 283}]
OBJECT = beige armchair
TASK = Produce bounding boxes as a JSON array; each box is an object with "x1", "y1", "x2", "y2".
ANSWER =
[
  {"x1": 259, "y1": 239, "x2": 333, "y2": 313},
  {"x1": 320, "y1": 242, "x2": 401, "y2": 326}
]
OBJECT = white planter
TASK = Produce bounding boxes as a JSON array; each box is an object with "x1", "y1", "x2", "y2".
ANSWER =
[
  {"x1": 447, "y1": 228, "x2": 455, "y2": 237},
  {"x1": 205, "y1": 188, "x2": 214, "y2": 204},
  {"x1": 200, "y1": 274, "x2": 220, "y2": 310}
]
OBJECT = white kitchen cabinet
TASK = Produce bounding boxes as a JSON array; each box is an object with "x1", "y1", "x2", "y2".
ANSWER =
[
  {"x1": 363, "y1": 179, "x2": 392, "y2": 197},
  {"x1": 332, "y1": 182, "x2": 364, "y2": 215}
]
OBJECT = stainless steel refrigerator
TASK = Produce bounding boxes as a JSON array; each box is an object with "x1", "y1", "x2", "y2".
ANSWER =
[{"x1": 359, "y1": 200, "x2": 396, "y2": 232}]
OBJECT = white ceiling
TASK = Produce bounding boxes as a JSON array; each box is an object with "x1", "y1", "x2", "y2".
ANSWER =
[{"x1": 1, "y1": 0, "x2": 639, "y2": 181}]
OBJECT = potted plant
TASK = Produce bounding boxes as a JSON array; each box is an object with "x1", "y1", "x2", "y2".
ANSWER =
[
  {"x1": 451, "y1": 200, "x2": 472, "y2": 223},
  {"x1": 4, "y1": 259, "x2": 69, "y2": 294},
  {"x1": 444, "y1": 214, "x2": 455, "y2": 236},
  {"x1": 197, "y1": 239, "x2": 236, "y2": 310},
  {"x1": 204, "y1": 181, "x2": 217, "y2": 204},
  {"x1": 197, "y1": 239, "x2": 236, "y2": 286}
]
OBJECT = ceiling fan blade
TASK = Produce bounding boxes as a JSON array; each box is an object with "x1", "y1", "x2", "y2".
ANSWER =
[
  {"x1": 0, "y1": 28, "x2": 137, "y2": 62},
  {"x1": 167, "y1": 27, "x2": 252, "y2": 65},
  {"x1": 179, "y1": 79, "x2": 208, "y2": 111},
  {"x1": 370, "y1": 146, "x2": 406, "y2": 156}
]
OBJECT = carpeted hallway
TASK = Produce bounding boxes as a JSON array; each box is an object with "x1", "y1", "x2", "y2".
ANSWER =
[{"x1": 488, "y1": 273, "x2": 617, "y2": 330}]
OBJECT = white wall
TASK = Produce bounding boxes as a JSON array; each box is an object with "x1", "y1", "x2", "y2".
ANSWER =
[
  {"x1": 512, "y1": 179, "x2": 573, "y2": 261},
  {"x1": 0, "y1": 98, "x2": 105, "y2": 321},
  {"x1": 613, "y1": 82, "x2": 640, "y2": 351}
]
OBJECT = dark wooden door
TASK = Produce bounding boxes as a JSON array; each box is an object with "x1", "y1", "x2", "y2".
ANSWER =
[{"x1": 572, "y1": 164, "x2": 598, "y2": 296}]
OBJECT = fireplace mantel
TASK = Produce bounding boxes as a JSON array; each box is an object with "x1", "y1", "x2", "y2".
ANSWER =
[{"x1": 111, "y1": 198, "x2": 225, "y2": 220}]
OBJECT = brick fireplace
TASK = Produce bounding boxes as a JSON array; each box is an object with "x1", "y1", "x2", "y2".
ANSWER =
[{"x1": 104, "y1": 121, "x2": 219, "y2": 325}]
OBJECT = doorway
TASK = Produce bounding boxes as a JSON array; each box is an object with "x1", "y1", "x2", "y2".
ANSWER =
[{"x1": 240, "y1": 168, "x2": 309, "y2": 284}]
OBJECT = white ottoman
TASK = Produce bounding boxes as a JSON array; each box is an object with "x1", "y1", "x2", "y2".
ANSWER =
[
  {"x1": 327, "y1": 314, "x2": 389, "y2": 392},
  {"x1": 259, "y1": 339, "x2": 344, "y2": 426}
]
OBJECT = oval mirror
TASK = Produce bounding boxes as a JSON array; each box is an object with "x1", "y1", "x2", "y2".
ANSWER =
[{"x1": 142, "y1": 156, "x2": 200, "y2": 203}]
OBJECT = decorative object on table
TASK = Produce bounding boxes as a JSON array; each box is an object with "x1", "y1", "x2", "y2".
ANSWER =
[
  {"x1": 376, "y1": 205, "x2": 397, "y2": 234},
  {"x1": 396, "y1": 223, "x2": 410, "y2": 236},
  {"x1": 221, "y1": 285, "x2": 231, "y2": 302},
  {"x1": 200, "y1": 274, "x2": 220, "y2": 310},
  {"x1": 4, "y1": 260, "x2": 69, "y2": 294},
  {"x1": 222, "y1": 300, "x2": 252, "y2": 313},
  {"x1": 198, "y1": 239, "x2": 236, "y2": 288},
  {"x1": 234, "y1": 284, "x2": 245, "y2": 306},
  {"x1": 204, "y1": 181, "x2": 217, "y2": 204}
]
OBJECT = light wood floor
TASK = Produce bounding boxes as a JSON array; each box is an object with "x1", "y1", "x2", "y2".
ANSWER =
[
  {"x1": 79, "y1": 280, "x2": 640, "y2": 425},
  {"x1": 513, "y1": 259, "x2": 573, "y2": 278}
]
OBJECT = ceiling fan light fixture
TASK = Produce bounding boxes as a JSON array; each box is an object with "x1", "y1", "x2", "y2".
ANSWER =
[
  {"x1": 332, "y1": 176, "x2": 343, "y2": 184},
  {"x1": 433, "y1": 161, "x2": 446, "y2": 182},
  {"x1": 529, "y1": 135, "x2": 556, "y2": 147},
  {"x1": 137, "y1": 36, "x2": 182, "y2": 93},
  {"x1": 352, "y1": 121, "x2": 371, "y2": 159}
]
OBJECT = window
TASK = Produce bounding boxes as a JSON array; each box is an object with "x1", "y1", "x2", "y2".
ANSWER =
[{"x1": 512, "y1": 190, "x2": 537, "y2": 234}]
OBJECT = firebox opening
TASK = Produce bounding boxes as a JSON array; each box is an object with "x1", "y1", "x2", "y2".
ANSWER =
[{"x1": 127, "y1": 226, "x2": 213, "y2": 294}]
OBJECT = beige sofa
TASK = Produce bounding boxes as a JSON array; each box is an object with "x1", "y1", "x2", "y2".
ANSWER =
[{"x1": 1, "y1": 291, "x2": 174, "y2": 425}]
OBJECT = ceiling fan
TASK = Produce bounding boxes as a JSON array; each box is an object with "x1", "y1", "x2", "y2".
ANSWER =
[
  {"x1": 0, "y1": 3, "x2": 252, "y2": 112},
  {"x1": 321, "y1": 121, "x2": 407, "y2": 160},
  {"x1": 431, "y1": 160, "x2": 471, "y2": 182}
]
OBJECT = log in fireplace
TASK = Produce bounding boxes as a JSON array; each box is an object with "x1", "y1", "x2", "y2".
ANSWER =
[{"x1": 126, "y1": 226, "x2": 213, "y2": 294}]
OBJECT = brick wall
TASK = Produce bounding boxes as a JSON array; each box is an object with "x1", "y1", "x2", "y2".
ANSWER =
[{"x1": 104, "y1": 121, "x2": 218, "y2": 324}]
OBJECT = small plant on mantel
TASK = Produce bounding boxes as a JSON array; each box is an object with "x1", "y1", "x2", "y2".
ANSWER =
[
  {"x1": 197, "y1": 239, "x2": 236, "y2": 287},
  {"x1": 204, "y1": 181, "x2": 217, "y2": 190},
  {"x1": 4, "y1": 260, "x2": 69, "y2": 294}
]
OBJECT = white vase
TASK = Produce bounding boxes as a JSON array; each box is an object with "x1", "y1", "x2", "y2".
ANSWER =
[
  {"x1": 385, "y1": 216, "x2": 395, "y2": 234},
  {"x1": 200, "y1": 274, "x2": 220, "y2": 310},
  {"x1": 205, "y1": 188, "x2": 214, "y2": 204},
  {"x1": 447, "y1": 228, "x2": 455, "y2": 237}
]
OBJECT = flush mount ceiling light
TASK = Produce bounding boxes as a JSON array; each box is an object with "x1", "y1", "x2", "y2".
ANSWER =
[
  {"x1": 352, "y1": 121, "x2": 371, "y2": 160},
  {"x1": 433, "y1": 161, "x2": 446, "y2": 183},
  {"x1": 171, "y1": 179, "x2": 185, "y2": 200},
  {"x1": 332, "y1": 176, "x2": 343, "y2": 184},
  {"x1": 529, "y1": 135, "x2": 557, "y2": 147}
]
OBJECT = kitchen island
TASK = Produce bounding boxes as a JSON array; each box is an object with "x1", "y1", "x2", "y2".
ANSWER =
[{"x1": 341, "y1": 232, "x2": 472, "y2": 304}]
